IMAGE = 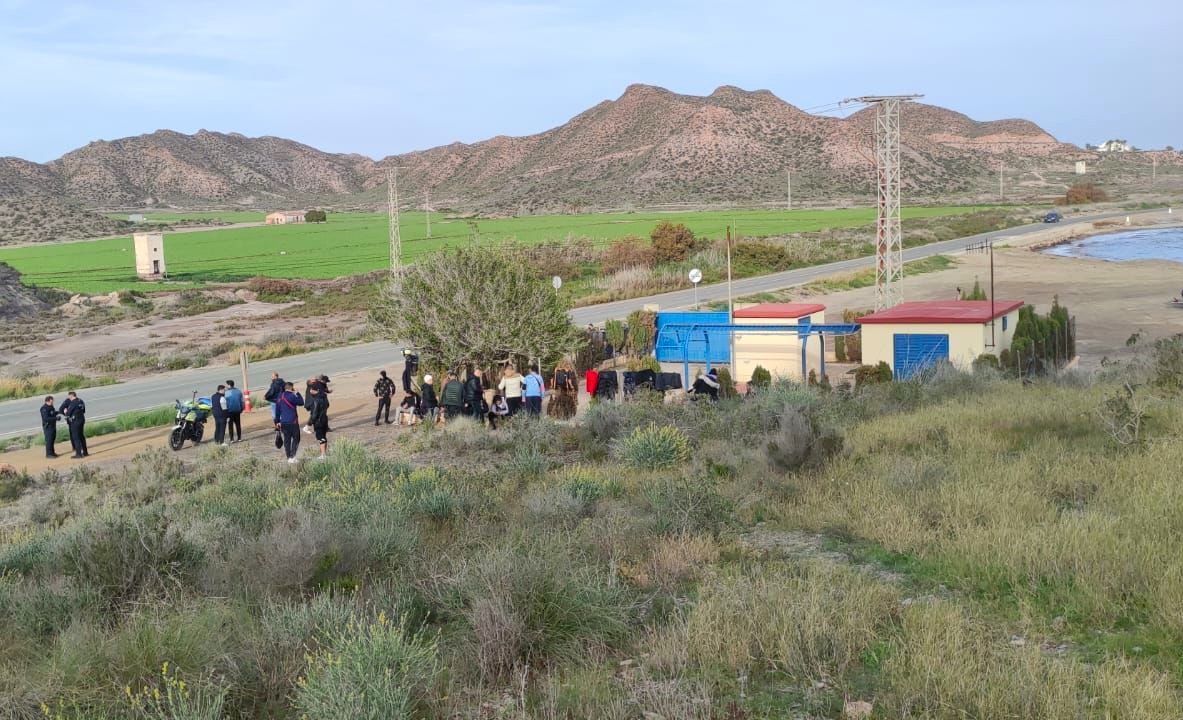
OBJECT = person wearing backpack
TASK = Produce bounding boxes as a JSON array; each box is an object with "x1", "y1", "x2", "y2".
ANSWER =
[
  {"x1": 276, "y1": 382, "x2": 304, "y2": 463},
  {"x1": 211, "y1": 384, "x2": 228, "y2": 446},
  {"x1": 223, "y1": 380, "x2": 244, "y2": 442},
  {"x1": 265, "y1": 372, "x2": 286, "y2": 427}
]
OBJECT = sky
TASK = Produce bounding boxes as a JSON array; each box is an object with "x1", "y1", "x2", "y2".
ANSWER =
[{"x1": 2, "y1": 0, "x2": 1180, "y2": 162}]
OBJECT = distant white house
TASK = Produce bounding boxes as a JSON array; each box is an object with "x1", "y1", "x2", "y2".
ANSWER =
[
  {"x1": 266, "y1": 210, "x2": 306, "y2": 225},
  {"x1": 128, "y1": 213, "x2": 145, "y2": 223},
  {"x1": 1097, "y1": 140, "x2": 1133, "y2": 153}
]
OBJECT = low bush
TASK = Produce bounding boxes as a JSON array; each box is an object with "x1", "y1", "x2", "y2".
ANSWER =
[
  {"x1": 615, "y1": 423, "x2": 690, "y2": 470},
  {"x1": 650, "y1": 221, "x2": 696, "y2": 263},
  {"x1": 0, "y1": 373, "x2": 117, "y2": 401},
  {"x1": 601, "y1": 235, "x2": 655, "y2": 273},
  {"x1": 294, "y1": 612, "x2": 438, "y2": 720},
  {"x1": 687, "y1": 562, "x2": 898, "y2": 680},
  {"x1": 749, "y1": 365, "x2": 772, "y2": 390}
]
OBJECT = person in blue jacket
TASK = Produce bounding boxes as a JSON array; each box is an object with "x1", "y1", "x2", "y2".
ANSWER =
[{"x1": 275, "y1": 382, "x2": 304, "y2": 463}]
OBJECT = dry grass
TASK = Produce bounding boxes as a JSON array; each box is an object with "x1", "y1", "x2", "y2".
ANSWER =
[{"x1": 686, "y1": 561, "x2": 900, "y2": 682}]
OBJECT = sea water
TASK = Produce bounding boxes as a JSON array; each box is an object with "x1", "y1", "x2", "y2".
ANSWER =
[{"x1": 1043, "y1": 227, "x2": 1183, "y2": 263}]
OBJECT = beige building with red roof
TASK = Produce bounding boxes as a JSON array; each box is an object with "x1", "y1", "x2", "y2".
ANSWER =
[{"x1": 856, "y1": 299, "x2": 1023, "y2": 379}]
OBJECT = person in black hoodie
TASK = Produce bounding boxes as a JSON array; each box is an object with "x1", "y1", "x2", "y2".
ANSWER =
[
  {"x1": 421, "y1": 374, "x2": 438, "y2": 424},
  {"x1": 306, "y1": 383, "x2": 330, "y2": 459},
  {"x1": 690, "y1": 369, "x2": 720, "y2": 401},
  {"x1": 60, "y1": 391, "x2": 88, "y2": 457},
  {"x1": 464, "y1": 367, "x2": 485, "y2": 423},
  {"x1": 40, "y1": 396, "x2": 60, "y2": 459},
  {"x1": 211, "y1": 384, "x2": 228, "y2": 446},
  {"x1": 265, "y1": 372, "x2": 286, "y2": 427}
]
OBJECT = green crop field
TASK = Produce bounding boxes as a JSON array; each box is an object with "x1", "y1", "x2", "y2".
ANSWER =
[
  {"x1": 5, "y1": 206, "x2": 991, "y2": 294},
  {"x1": 105, "y1": 211, "x2": 269, "y2": 223}
]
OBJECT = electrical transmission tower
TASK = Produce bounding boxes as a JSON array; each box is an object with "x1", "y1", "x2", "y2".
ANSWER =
[
  {"x1": 386, "y1": 166, "x2": 406, "y2": 275},
  {"x1": 845, "y1": 94, "x2": 922, "y2": 309}
]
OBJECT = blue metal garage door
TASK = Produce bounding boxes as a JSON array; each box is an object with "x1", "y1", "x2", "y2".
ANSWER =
[{"x1": 893, "y1": 333, "x2": 949, "y2": 380}]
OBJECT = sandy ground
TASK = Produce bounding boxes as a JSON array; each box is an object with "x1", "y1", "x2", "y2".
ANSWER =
[
  {"x1": 813, "y1": 219, "x2": 1183, "y2": 370},
  {"x1": 2, "y1": 369, "x2": 595, "y2": 478},
  {"x1": 0, "y1": 300, "x2": 307, "y2": 377}
]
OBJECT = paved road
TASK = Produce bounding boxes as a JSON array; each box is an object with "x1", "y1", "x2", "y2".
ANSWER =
[{"x1": 0, "y1": 209, "x2": 1158, "y2": 437}]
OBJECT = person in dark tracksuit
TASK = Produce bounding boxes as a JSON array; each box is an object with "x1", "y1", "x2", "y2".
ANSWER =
[
  {"x1": 306, "y1": 383, "x2": 330, "y2": 459},
  {"x1": 60, "y1": 391, "x2": 88, "y2": 458},
  {"x1": 211, "y1": 384, "x2": 228, "y2": 445},
  {"x1": 421, "y1": 374, "x2": 438, "y2": 424},
  {"x1": 373, "y1": 370, "x2": 395, "y2": 425},
  {"x1": 464, "y1": 367, "x2": 485, "y2": 423},
  {"x1": 441, "y1": 372, "x2": 464, "y2": 421},
  {"x1": 40, "y1": 396, "x2": 61, "y2": 458}
]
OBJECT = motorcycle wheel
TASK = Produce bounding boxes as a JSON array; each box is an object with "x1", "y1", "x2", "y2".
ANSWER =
[
  {"x1": 192, "y1": 422, "x2": 204, "y2": 443},
  {"x1": 169, "y1": 427, "x2": 185, "y2": 451}
]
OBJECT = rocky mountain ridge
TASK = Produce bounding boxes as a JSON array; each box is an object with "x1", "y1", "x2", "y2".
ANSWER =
[{"x1": 0, "y1": 84, "x2": 1084, "y2": 211}]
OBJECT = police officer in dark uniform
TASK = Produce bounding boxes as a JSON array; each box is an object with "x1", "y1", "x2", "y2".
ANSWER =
[
  {"x1": 40, "y1": 396, "x2": 61, "y2": 459},
  {"x1": 60, "y1": 391, "x2": 88, "y2": 458}
]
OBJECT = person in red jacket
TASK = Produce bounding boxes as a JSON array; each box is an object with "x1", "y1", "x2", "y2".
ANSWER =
[{"x1": 585, "y1": 367, "x2": 599, "y2": 399}]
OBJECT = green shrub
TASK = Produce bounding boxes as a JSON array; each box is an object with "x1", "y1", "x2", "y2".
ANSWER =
[
  {"x1": 294, "y1": 612, "x2": 438, "y2": 720},
  {"x1": 834, "y1": 335, "x2": 848, "y2": 362},
  {"x1": 625, "y1": 310, "x2": 656, "y2": 356},
  {"x1": 615, "y1": 423, "x2": 690, "y2": 470},
  {"x1": 604, "y1": 319, "x2": 626, "y2": 352},
  {"x1": 645, "y1": 475, "x2": 732, "y2": 536},
  {"x1": 456, "y1": 543, "x2": 631, "y2": 680},
  {"x1": 562, "y1": 466, "x2": 624, "y2": 507},
  {"x1": 53, "y1": 506, "x2": 205, "y2": 608},
  {"x1": 973, "y1": 353, "x2": 1000, "y2": 372},
  {"x1": 749, "y1": 365, "x2": 772, "y2": 390},
  {"x1": 626, "y1": 355, "x2": 661, "y2": 373},
  {"x1": 716, "y1": 367, "x2": 736, "y2": 399}
]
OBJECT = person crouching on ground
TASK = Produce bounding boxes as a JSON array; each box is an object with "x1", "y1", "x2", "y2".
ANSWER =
[
  {"x1": 306, "y1": 382, "x2": 330, "y2": 460},
  {"x1": 488, "y1": 394, "x2": 509, "y2": 429},
  {"x1": 276, "y1": 382, "x2": 304, "y2": 463}
]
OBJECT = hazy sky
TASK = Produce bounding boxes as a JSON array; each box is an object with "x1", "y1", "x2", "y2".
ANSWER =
[{"x1": 2, "y1": 0, "x2": 1179, "y2": 162}]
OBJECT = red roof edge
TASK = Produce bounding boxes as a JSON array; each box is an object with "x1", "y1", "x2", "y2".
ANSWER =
[
  {"x1": 733, "y1": 302, "x2": 826, "y2": 319},
  {"x1": 856, "y1": 300, "x2": 1025, "y2": 324}
]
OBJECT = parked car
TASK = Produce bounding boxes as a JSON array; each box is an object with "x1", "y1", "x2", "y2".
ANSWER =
[{"x1": 1043, "y1": 212, "x2": 1062, "y2": 223}]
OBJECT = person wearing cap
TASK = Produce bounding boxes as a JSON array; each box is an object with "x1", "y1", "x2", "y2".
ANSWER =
[{"x1": 421, "y1": 374, "x2": 439, "y2": 424}]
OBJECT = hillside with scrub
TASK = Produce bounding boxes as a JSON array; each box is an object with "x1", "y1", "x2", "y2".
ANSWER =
[{"x1": 1, "y1": 339, "x2": 1182, "y2": 717}]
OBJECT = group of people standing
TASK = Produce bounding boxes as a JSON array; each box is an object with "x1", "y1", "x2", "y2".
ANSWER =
[
  {"x1": 264, "y1": 372, "x2": 332, "y2": 463},
  {"x1": 402, "y1": 361, "x2": 580, "y2": 428},
  {"x1": 39, "y1": 392, "x2": 88, "y2": 459}
]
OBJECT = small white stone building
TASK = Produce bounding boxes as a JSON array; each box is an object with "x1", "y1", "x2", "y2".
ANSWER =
[{"x1": 133, "y1": 232, "x2": 167, "y2": 280}]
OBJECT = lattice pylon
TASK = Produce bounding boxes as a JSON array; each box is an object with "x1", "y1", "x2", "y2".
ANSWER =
[{"x1": 874, "y1": 98, "x2": 903, "y2": 310}]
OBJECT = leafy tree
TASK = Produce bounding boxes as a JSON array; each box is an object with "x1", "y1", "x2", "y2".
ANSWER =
[
  {"x1": 369, "y1": 245, "x2": 581, "y2": 370},
  {"x1": 304, "y1": 210, "x2": 327, "y2": 223},
  {"x1": 650, "y1": 222, "x2": 696, "y2": 263},
  {"x1": 604, "y1": 319, "x2": 626, "y2": 352},
  {"x1": 625, "y1": 310, "x2": 656, "y2": 356}
]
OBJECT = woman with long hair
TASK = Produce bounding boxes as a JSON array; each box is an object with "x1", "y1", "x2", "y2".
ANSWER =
[{"x1": 547, "y1": 359, "x2": 578, "y2": 420}]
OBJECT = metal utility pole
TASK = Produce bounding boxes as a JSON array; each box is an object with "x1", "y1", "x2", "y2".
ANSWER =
[
  {"x1": 386, "y1": 166, "x2": 406, "y2": 275},
  {"x1": 844, "y1": 94, "x2": 923, "y2": 309},
  {"x1": 425, "y1": 187, "x2": 432, "y2": 238},
  {"x1": 967, "y1": 238, "x2": 996, "y2": 348},
  {"x1": 726, "y1": 225, "x2": 736, "y2": 377},
  {"x1": 786, "y1": 168, "x2": 792, "y2": 210}
]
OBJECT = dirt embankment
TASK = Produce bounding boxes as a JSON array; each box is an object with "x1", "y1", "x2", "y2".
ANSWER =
[{"x1": 0, "y1": 263, "x2": 52, "y2": 321}]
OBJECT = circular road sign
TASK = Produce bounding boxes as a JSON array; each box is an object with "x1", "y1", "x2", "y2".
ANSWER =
[
  {"x1": 552, "y1": 275, "x2": 563, "y2": 290},
  {"x1": 688, "y1": 268, "x2": 703, "y2": 284}
]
